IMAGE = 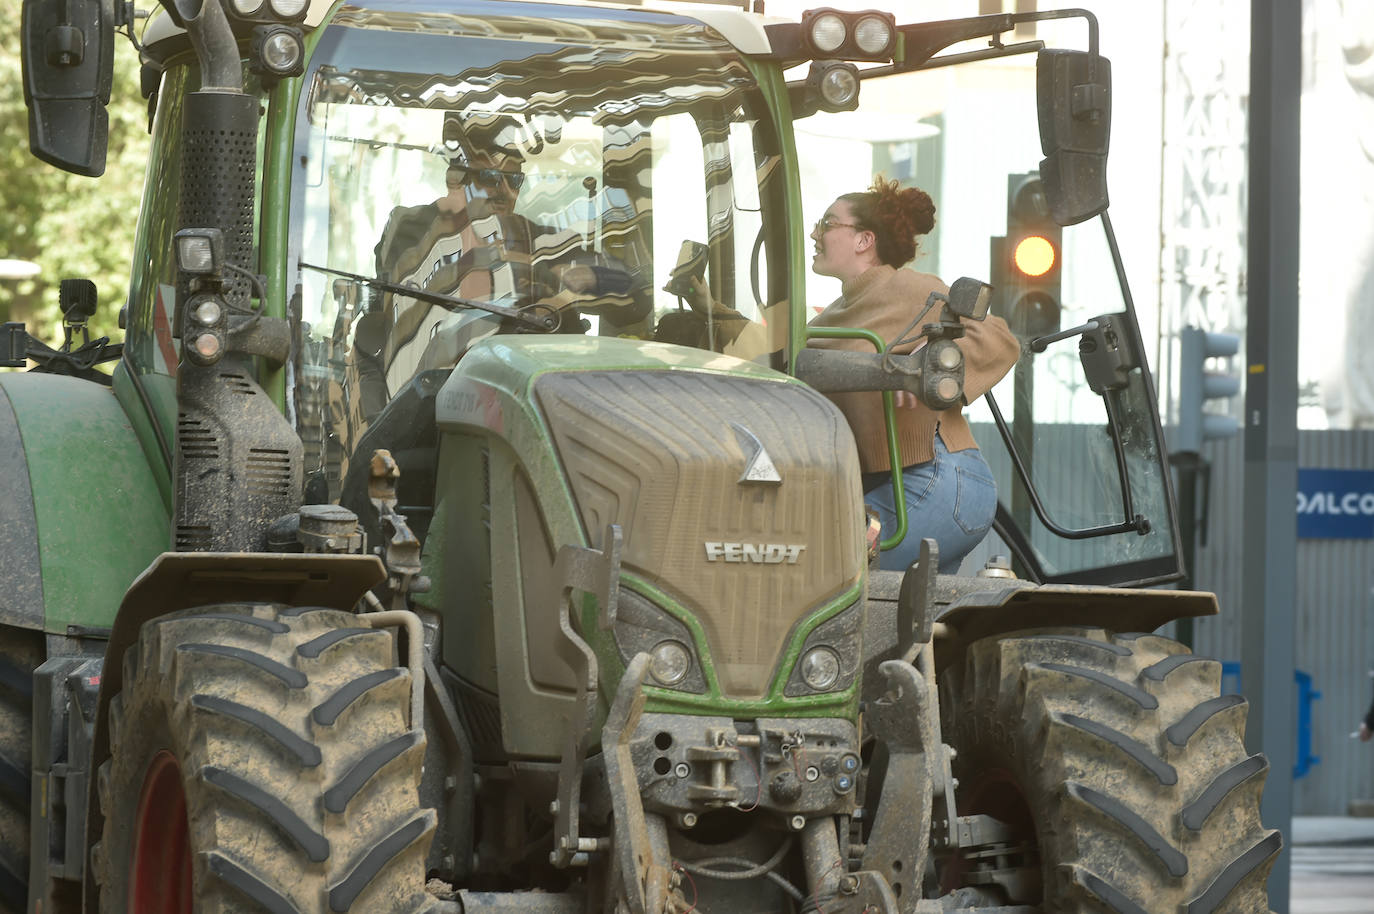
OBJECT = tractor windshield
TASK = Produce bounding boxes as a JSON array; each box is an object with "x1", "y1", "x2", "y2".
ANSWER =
[
  {"x1": 792, "y1": 43, "x2": 1182, "y2": 586},
  {"x1": 288, "y1": 5, "x2": 788, "y2": 501}
]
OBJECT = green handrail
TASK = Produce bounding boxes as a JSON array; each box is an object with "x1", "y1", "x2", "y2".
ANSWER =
[{"x1": 803, "y1": 326, "x2": 907, "y2": 551}]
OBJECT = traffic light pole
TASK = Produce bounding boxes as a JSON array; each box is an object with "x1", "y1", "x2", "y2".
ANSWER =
[{"x1": 1244, "y1": 0, "x2": 1299, "y2": 909}]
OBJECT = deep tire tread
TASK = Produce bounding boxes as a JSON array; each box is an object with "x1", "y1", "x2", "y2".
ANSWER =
[
  {"x1": 1142, "y1": 652, "x2": 1215, "y2": 683},
  {"x1": 1182, "y1": 755, "x2": 1269, "y2": 832},
  {"x1": 329, "y1": 811, "x2": 435, "y2": 913},
  {"x1": 177, "y1": 642, "x2": 309, "y2": 688},
  {"x1": 1032, "y1": 661, "x2": 1159, "y2": 709},
  {"x1": 1023, "y1": 633, "x2": 1131, "y2": 656},
  {"x1": 206, "y1": 851, "x2": 304, "y2": 914},
  {"x1": 98, "y1": 605, "x2": 434, "y2": 914},
  {"x1": 1054, "y1": 712, "x2": 1177, "y2": 785},
  {"x1": 1186, "y1": 830, "x2": 1282, "y2": 914},
  {"x1": 202, "y1": 766, "x2": 331, "y2": 862},
  {"x1": 297, "y1": 627, "x2": 385, "y2": 659},
  {"x1": 1166, "y1": 694, "x2": 1247, "y2": 748},
  {"x1": 313, "y1": 668, "x2": 407, "y2": 726},
  {"x1": 324, "y1": 731, "x2": 424, "y2": 815},
  {"x1": 948, "y1": 628, "x2": 1277, "y2": 913},
  {"x1": 191, "y1": 693, "x2": 324, "y2": 767},
  {"x1": 1066, "y1": 782, "x2": 1188, "y2": 877},
  {"x1": 0, "y1": 755, "x2": 27, "y2": 811},
  {"x1": 0, "y1": 654, "x2": 33, "y2": 701},
  {"x1": 180, "y1": 612, "x2": 290, "y2": 634},
  {"x1": 1067, "y1": 864, "x2": 1150, "y2": 914},
  {"x1": 0, "y1": 628, "x2": 40, "y2": 914}
]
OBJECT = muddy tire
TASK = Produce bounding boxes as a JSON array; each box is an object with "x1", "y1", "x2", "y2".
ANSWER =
[
  {"x1": 0, "y1": 628, "x2": 42, "y2": 914},
  {"x1": 943, "y1": 627, "x2": 1280, "y2": 914},
  {"x1": 94, "y1": 604, "x2": 435, "y2": 913}
]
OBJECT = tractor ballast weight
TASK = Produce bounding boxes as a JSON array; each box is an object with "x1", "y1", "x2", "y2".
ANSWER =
[{"x1": 3, "y1": 2, "x2": 1280, "y2": 913}]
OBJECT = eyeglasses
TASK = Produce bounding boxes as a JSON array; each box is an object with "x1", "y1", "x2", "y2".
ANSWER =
[
  {"x1": 464, "y1": 168, "x2": 526, "y2": 191},
  {"x1": 815, "y1": 216, "x2": 860, "y2": 233}
]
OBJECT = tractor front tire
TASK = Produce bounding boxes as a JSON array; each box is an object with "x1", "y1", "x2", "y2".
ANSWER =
[
  {"x1": 0, "y1": 627, "x2": 43, "y2": 914},
  {"x1": 944, "y1": 627, "x2": 1280, "y2": 914},
  {"x1": 94, "y1": 604, "x2": 435, "y2": 914}
]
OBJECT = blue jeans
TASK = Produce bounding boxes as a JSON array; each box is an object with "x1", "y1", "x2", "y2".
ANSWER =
[{"x1": 865, "y1": 435, "x2": 998, "y2": 574}]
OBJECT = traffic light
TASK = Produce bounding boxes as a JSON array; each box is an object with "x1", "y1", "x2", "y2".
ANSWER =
[
  {"x1": 991, "y1": 172, "x2": 1062, "y2": 339},
  {"x1": 1176, "y1": 325, "x2": 1240, "y2": 452}
]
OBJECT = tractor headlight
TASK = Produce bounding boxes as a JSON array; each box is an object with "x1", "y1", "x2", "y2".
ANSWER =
[
  {"x1": 800, "y1": 647, "x2": 841, "y2": 691},
  {"x1": 649, "y1": 640, "x2": 692, "y2": 686},
  {"x1": 613, "y1": 590, "x2": 706, "y2": 693},
  {"x1": 784, "y1": 600, "x2": 862, "y2": 697}
]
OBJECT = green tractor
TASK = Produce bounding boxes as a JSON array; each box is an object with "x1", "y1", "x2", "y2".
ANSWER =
[{"x1": 2, "y1": 1, "x2": 1278, "y2": 912}]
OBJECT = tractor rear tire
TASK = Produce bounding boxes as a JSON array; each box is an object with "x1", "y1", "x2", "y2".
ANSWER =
[
  {"x1": 0, "y1": 627, "x2": 43, "y2": 914},
  {"x1": 94, "y1": 604, "x2": 436, "y2": 914},
  {"x1": 943, "y1": 626, "x2": 1280, "y2": 914}
]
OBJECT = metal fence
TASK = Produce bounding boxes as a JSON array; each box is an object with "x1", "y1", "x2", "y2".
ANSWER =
[{"x1": 1191, "y1": 430, "x2": 1374, "y2": 816}]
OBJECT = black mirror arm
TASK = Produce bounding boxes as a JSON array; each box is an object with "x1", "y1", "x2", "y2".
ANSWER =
[
  {"x1": 893, "y1": 9, "x2": 1099, "y2": 73},
  {"x1": 984, "y1": 390, "x2": 1147, "y2": 540},
  {"x1": 1030, "y1": 319, "x2": 1099, "y2": 354}
]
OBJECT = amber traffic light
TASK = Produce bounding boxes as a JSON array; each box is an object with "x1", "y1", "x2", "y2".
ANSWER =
[
  {"x1": 1012, "y1": 234, "x2": 1056, "y2": 278},
  {"x1": 990, "y1": 172, "x2": 1062, "y2": 338}
]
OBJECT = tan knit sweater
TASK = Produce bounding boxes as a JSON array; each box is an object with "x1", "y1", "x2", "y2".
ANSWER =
[{"x1": 808, "y1": 265, "x2": 1021, "y2": 473}]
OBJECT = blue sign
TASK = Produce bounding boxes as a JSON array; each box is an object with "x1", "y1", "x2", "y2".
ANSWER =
[{"x1": 1297, "y1": 468, "x2": 1374, "y2": 539}]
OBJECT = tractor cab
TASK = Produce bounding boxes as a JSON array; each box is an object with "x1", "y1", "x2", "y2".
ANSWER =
[{"x1": 96, "y1": 0, "x2": 1181, "y2": 587}]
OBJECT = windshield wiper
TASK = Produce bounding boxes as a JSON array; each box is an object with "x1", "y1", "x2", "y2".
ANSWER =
[{"x1": 299, "y1": 261, "x2": 559, "y2": 332}]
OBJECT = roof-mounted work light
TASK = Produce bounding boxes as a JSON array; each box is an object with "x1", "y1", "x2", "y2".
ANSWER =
[
  {"x1": 251, "y1": 24, "x2": 305, "y2": 80},
  {"x1": 805, "y1": 60, "x2": 861, "y2": 111},
  {"x1": 801, "y1": 8, "x2": 896, "y2": 61},
  {"x1": 174, "y1": 228, "x2": 225, "y2": 277},
  {"x1": 228, "y1": 0, "x2": 308, "y2": 24}
]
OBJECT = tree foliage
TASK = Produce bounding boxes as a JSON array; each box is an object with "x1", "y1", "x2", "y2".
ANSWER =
[{"x1": 0, "y1": 0, "x2": 150, "y2": 345}]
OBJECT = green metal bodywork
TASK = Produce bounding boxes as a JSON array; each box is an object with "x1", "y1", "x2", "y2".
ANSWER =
[
  {"x1": 430, "y1": 336, "x2": 863, "y2": 734},
  {"x1": 0, "y1": 369, "x2": 169, "y2": 635}
]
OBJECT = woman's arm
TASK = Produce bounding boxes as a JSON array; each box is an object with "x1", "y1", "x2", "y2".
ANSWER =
[{"x1": 956, "y1": 312, "x2": 1021, "y2": 403}]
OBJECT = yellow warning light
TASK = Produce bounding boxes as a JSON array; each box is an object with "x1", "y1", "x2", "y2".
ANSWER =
[{"x1": 1013, "y1": 235, "x2": 1056, "y2": 277}]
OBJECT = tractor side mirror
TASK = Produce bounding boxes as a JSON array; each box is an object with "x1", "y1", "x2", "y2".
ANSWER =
[
  {"x1": 21, "y1": 0, "x2": 115, "y2": 177},
  {"x1": 1036, "y1": 49, "x2": 1111, "y2": 226},
  {"x1": 945, "y1": 277, "x2": 992, "y2": 321}
]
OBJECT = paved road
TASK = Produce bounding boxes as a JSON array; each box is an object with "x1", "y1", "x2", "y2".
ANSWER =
[{"x1": 1291, "y1": 844, "x2": 1374, "y2": 914}]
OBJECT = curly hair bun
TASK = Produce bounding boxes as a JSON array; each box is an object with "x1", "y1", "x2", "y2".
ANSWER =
[
  {"x1": 870, "y1": 177, "x2": 936, "y2": 237},
  {"x1": 848, "y1": 176, "x2": 936, "y2": 267}
]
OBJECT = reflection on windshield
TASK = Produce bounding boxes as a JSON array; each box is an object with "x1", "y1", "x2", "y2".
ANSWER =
[{"x1": 289, "y1": 7, "x2": 788, "y2": 501}]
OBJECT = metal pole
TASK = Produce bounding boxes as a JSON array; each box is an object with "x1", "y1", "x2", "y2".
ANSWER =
[{"x1": 1244, "y1": 1, "x2": 1299, "y2": 910}]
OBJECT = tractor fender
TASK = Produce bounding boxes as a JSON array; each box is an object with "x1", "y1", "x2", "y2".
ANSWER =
[
  {"x1": 934, "y1": 580, "x2": 1219, "y2": 651},
  {"x1": 864, "y1": 570, "x2": 1219, "y2": 687},
  {"x1": 0, "y1": 370, "x2": 169, "y2": 636}
]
